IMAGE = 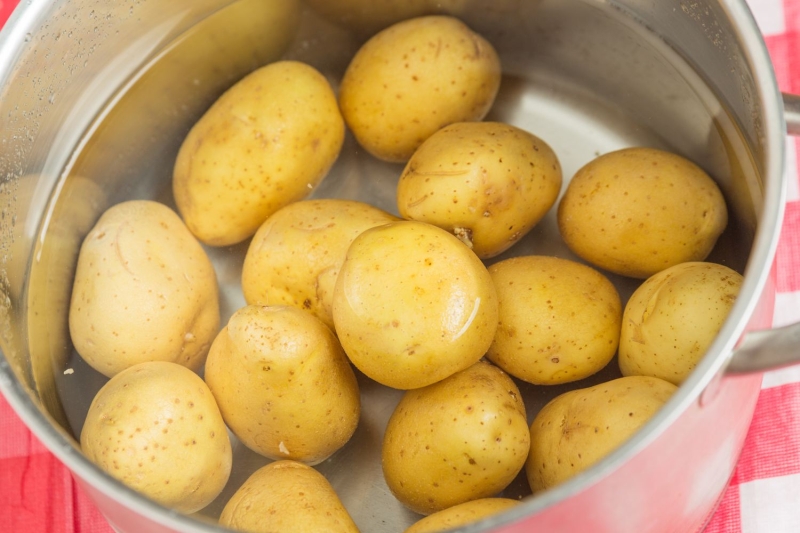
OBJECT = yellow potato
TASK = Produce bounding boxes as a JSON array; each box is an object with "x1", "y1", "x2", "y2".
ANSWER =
[
  {"x1": 241, "y1": 199, "x2": 397, "y2": 330},
  {"x1": 80, "y1": 362, "x2": 232, "y2": 514},
  {"x1": 173, "y1": 60, "x2": 345, "y2": 246},
  {"x1": 557, "y1": 147, "x2": 728, "y2": 278},
  {"x1": 619, "y1": 261, "x2": 743, "y2": 385},
  {"x1": 332, "y1": 220, "x2": 498, "y2": 390},
  {"x1": 220, "y1": 460, "x2": 359, "y2": 533},
  {"x1": 526, "y1": 375, "x2": 677, "y2": 493},
  {"x1": 204, "y1": 305, "x2": 360, "y2": 465},
  {"x1": 487, "y1": 256, "x2": 621, "y2": 385},
  {"x1": 69, "y1": 200, "x2": 219, "y2": 377},
  {"x1": 339, "y1": 15, "x2": 501, "y2": 162},
  {"x1": 404, "y1": 498, "x2": 520, "y2": 533},
  {"x1": 397, "y1": 122, "x2": 562, "y2": 258}
]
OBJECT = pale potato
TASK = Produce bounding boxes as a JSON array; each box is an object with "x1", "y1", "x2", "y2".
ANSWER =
[
  {"x1": 69, "y1": 200, "x2": 219, "y2": 377},
  {"x1": 220, "y1": 460, "x2": 359, "y2": 533},
  {"x1": 397, "y1": 122, "x2": 562, "y2": 258},
  {"x1": 619, "y1": 261, "x2": 743, "y2": 385},
  {"x1": 338, "y1": 15, "x2": 501, "y2": 162},
  {"x1": 526, "y1": 375, "x2": 677, "y2": 493},
  {"x1": 80, "y1": 361, "x2": 232, "y2": 514},
  {"x1": 204, "y1": 305, "x2": 360, "y2": 465},
  {"x1": 332, "y1": 220, "x2": 498, "y2": 390},
  {"x1": 557, "y1": 147, "x2": 728, "y2": 278},
  {"x1": 173, "y1": 60, "x2": 345, "y2": 246},
  {"x1": 405, "y1": 498, "x2": 520, "y2": 533},
  {"x1": 486, "y1": 256, "x2": 621, "y2": 385},
  {"x1": 382, "y1": 361, "x2": 529, "y2": 515},
  {"x1": 241, "y1": 199, "x2": 397, "y2": 330}
]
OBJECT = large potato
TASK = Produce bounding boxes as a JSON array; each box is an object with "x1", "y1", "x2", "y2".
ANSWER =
[
  {"x1": 80, "y1": 362, "x2": 232, "y2": 513},
  {"x1": 332, "y1": 220, "x2": 498, "y2": 390},
  {"x1": 397, "y1": 122, "x2": 562, "y2": 258},
  {"x1": 220, "y1": 460, "x2": 359, "y2": 533},
  {"x1": 69, "y1": 200, "x2": 219, "y2": 377},
  {"x1": 204, "y1": 305, "x2": 360, "y2": 465},
  {"x1": 173, "y1": 60, "x2": 345, "y2": 246},
  {"x1": 241, "y1": 199, "x2": 397, "y2": 330},
  {"x1": 338, "y1": 15, "x2": 501, "y2": 162},
  {"x1": 382, "y1": 361, "x2": 529, "y2": 515},
  {"x1": 525, "y1": 375, "x2": 677, "y2": 493},
  {"x1": 405, "y1": 498, "x2": 520, "y2": 533},
  {"x1": 487, "y1": 256, "x2": 621, "y2": 385},
  {"x1": 619, "y1": 261, "x2": 743, "y2": 385},
  {"x1": 557, "y1": 147, "x2": 728, "y2": 278}
]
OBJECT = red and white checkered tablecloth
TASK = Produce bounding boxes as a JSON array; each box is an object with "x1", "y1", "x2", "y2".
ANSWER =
[{"x1": 1, "y1": 0, "x2": 799, "y2": 532}]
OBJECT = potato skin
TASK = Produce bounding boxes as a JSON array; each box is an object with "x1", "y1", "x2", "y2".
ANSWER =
[
  {"x1": 619, "y1": 261, "x2": 743, "y2": 385},
  {"x1": 525, "y1": 375, "x2": 677, "y2": 493},
  {"x1": 397, "y1": 122, "x2": 562, "y2": 258},
  {"x1": 557, "y1": 147, "x2": 728, "y2": 278},
  {"x1": 220, "y1": 460, "x2": 359, "y2": 533},
  {"x1": 382, "y1": 361, "x2": 529, "y2": 515},
  {"x1": 332, "y1": 221, "x2": 498, "y2": 390},
  {"x1": 339, "y1": 15, "x2": 501, "y2": 162},
  {"x1": 80, "y1": 362, "x2": 232, "y2": 514},
  {"x1": 204, "y1": 305, "x2": 360, "y2": 465},
  {"x1": 69, "y1": 200, "x2": 219, "y2": 377},
  {"x1": 241, "y1": 199, "x2": 397, "y2": 330},
  {"x1": 173, "y1": 60, "x2": 345, "y2": 246},
  {"x1": 404, "y1": 498, "x2": 520, "y2": 533}
]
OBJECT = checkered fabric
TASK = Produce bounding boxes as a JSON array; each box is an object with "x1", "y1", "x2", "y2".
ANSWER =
[{"x1": 1, "y1": 0, "x2": 799, "y2": 531}]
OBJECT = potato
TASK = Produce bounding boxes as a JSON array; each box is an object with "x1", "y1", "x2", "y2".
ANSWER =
[
  {"x1": 80, "y1": 361, "x2": 232, "y2": 513},
  {"x1": 619, "y1": 261, "x2": 743, "y2": 385},
  {"x1": 241, "y1": 199, "x2": 397, "y2": 330},
  {"x1": 557, "y1": 147, "x2": 728, "y2": 278},
  {"x1": 525, "y1": 375, "x2": 677, "y2": 493},
  {"x1": 204, "y1": 305, "x2": 360, "y2": 465},
  {"x1": 220, "y1": 460, "x2": 359, "y2": 533},
  {"x1": 332, "y1": 220, "x2": 498, "y2": 390},
  {"x1": 338, "y1": 15, "x2": 501, "y2": 162},
  {"x1": 382, "y1": 361, "x2": 529, "y2": 515},
  {"x1": 397, "y1": 122, "x2": 562, "y2": 258},
  {"x1": 69, "y1": 200, "x2": 219, "y2": 378},
  {"x1": 404, "y1": 498, "x2": 520, "y2": 533},
  {"x1": 173, "y1": 60, "x2": 345, "y2": 246}
]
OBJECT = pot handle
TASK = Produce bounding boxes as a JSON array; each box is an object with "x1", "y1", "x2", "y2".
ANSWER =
[{"x1": 785, "y1": 92, "x2": 800, "y2": 135}]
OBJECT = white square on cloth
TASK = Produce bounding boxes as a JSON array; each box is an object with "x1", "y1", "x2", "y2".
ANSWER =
[
  {"x1": 746, "y1": 0, "x2": 786, "y2": 35},
  {"x1": 739, "y1": 472, "x2": 800, "y2": 532}
]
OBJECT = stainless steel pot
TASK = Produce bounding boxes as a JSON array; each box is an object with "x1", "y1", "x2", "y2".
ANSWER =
[{"x1": 2, "y1": 1, "x2": 800, "y2": 532}]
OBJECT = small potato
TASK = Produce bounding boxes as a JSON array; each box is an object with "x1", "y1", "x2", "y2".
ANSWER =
[
  {"x1": 204, "y1": 305, "x2": 360, "y2": 465},
  {"x1": 339, "y1": 15, "x2": 501, "y2": 162},
  {"x1": 526, "y1": 375, "x2": 677, "y2": 493},
  {"x1": 69, "y1": 200, "x2": 219, "y2": 377},
  {"x1": 397, "y1": 122, "x2": 562, "y2": 258},
  {"x1": 487, "y1": 256, "x2": 621, "y2": 385},
  {"x1": 405, "y1": 498, "x2": 520, "y2": 533},
  {"x1": 619, "y1": 261, "x2": 743, "y2": 385},
  {"x1": 220, "y1": 460, "x2": 359, "y2": 533},
  {"x1": 80, "y1": 362, "x2": 232, "y2": 514},
  {"x1": 382, "y1": 361, "x2": 529, "y2": 515},
  {"x1": 241, "y1": 199, "x2": 397, "y2": 330},
  {"x1": 173, "y1": 60, "x2": 345, "y2": 246},
  {"x1": 332, "y1": 221, "x2": 498, "y2": 390},
  {"x1": 557, "y1": 147, "x2": 728, "y2": 278}
]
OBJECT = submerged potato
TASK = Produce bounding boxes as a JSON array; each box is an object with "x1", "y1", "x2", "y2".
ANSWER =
[
  {"x1": 220, "y1": 460, "x2": 359, "y2": 533},
  {"x1": 557, "y1": 147, "x2": 728, "y2": 278},
  {"x1": 339, "y1": 15, "x2": 501, "y2": 162},
  {"x1": 332, "y1": 221, "x2": 498, "y2": 390},
  {"x1": 80, "y1": 362, "x2": 232, "y2": 514},
  {"x1": 173, "y1": 60, "x2": 345, "y2": 246},
  {"x1": 405, "y1": 498, "x2": 520, "y2": 533},
  {"x1": 69, "y1": 200, "x2": 219, "y2": 377},
  {"x1": 619, "y1": 261, "x2": 743, "y2": 385},
  {"x1": 204, "y1": 305, "x2": 360, "y2": 465},
  {"x1": 526, "y1": 375, "x2": 677, "y2": 493},
  {"x1": 398, "y1": 122, "x2": 562, "y2": 258},
  {"x1": 241, "y1": 199, "x2": 397, "y2": 329}
]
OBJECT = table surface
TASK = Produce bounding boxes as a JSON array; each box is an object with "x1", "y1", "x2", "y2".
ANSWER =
[{"x1": 1, "y1": 0, "x2": 800, "y2": 532}]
